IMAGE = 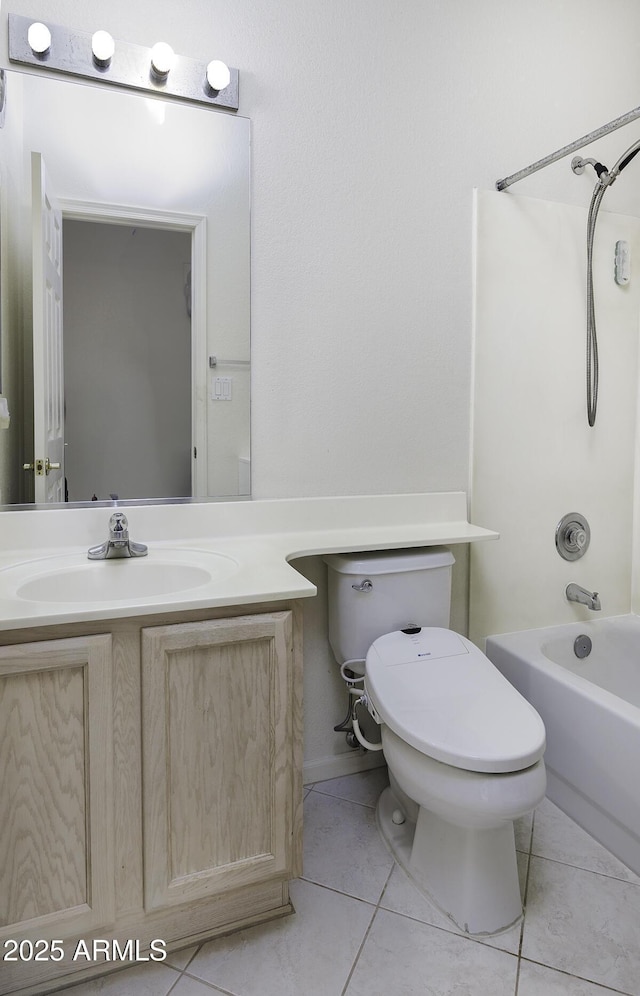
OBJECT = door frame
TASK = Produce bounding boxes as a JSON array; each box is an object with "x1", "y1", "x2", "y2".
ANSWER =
[
  {"x1": 31, "y1": 151, "x2": 65, "y2": 503},
  {"x1": 58, "y1": 199, "x2": 208, "y2": 499}
]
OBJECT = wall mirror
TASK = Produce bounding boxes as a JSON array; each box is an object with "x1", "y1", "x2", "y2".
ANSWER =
[{"x1": 0, "y1": 66, "x2": 250, "y2": 508}]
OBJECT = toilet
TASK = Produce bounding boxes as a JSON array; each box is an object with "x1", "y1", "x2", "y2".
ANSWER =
[{"x1": 324, "y1": 547, "x2": 546, "y2": 936}]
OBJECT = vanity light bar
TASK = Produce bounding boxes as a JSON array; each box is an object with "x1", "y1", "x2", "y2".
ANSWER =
[{"x1": 8, "y1": 13, "x2": 239, "y2": 111}]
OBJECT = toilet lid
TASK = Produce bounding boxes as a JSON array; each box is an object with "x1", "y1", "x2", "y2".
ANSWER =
[{"x1": 364, "y1": 628, "x2": 546, "y2": 774}]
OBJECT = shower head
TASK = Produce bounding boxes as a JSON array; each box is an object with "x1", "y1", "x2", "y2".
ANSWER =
[
  {"x1": 572, "y1": 135, "x2": 640, "y2": 427},
  {"x1": 571, "y1": 139, "x2": 640, "y2": 187},
  {"x1": 610, "y1": 137, "x2": 640, "y2": 178},
  {"x1": 575, "y1": 136, "x2": 640, "y2": 188}
]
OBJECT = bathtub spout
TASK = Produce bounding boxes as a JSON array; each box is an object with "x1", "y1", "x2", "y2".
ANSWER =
[{"x1": 566, "y1": 583, "x2": 601, "y2": 611}]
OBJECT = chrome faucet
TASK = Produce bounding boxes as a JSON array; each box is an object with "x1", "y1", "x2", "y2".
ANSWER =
[
  {"x1": 566, "y1": 582, "x2": 601, "y2": 611},
  {"x1": 87, "y1": 512, "x2": 148, "y2": 560}
]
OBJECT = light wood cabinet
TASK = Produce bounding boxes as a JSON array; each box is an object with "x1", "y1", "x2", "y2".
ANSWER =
[
  {"x1": 0, "y1": 606, "x2": 302, "y2": 995},
  {"x1": 141, "y1": 613, "x2": 296, "y2": 910},
  {"x1": 0, "y1": 636, "x2": 115, "y2": 941}
]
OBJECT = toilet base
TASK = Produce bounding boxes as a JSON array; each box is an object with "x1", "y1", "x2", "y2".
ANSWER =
[{"x1": 376, "y1": 786, "x2": 523, "y2": 936}]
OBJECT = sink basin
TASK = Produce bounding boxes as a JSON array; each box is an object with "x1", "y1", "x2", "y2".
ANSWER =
[{"x1": 10, "y1": 549, "x2": 239, "y2": 603}]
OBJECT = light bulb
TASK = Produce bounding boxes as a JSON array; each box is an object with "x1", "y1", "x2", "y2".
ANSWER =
[
  {"x1": 206, "y1": 60, "x2": 231, "y2": 92},
  {"x1": 150, "y1": 42, "x2": 175, "y2": 80},
  {"x1": 27, "y1": 22, "x2": 51, "y2": 56},
  {"x1": 92, "y1": 30, "x2": 115, "y2": 68}
]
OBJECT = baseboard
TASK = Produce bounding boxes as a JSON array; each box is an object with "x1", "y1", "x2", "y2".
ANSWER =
[{"x1": 303, "y1": 749, "x2": 386, "y2": 785}]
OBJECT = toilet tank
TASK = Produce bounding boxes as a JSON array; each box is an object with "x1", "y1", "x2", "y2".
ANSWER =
[{"x1": 324, "y1": 547, "x2": 455, "y2": 670}]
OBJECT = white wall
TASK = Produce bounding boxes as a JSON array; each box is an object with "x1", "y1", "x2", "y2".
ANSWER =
[
  {"x1": 4, "y1": 0, "x2": 640, "y2": 775},
  {"x1": 5, "y1": 1, "x2": 640, "y2": 501},
  {"x1": 470, "y1": 191, "x2": 640, "y2": 644}
]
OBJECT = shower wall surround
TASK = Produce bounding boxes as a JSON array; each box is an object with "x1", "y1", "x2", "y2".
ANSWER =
[{"x1": 470, "y1": 190, "x2": 640, "y2": 643}]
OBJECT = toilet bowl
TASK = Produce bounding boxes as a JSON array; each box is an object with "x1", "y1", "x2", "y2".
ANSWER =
[
  {"x1": 323, "y1": 548, "x2": 546, "y2": 936},
  {"x1": 364, "y1": 627, "x2": 546, "y2": 935}
]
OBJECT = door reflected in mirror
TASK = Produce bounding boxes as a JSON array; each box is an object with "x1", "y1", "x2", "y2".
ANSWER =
[
  {"x1": 64, "y1": 219, "x2": 192, "y2": 503},
  {"x1": 0, "y1": 69, "x2": 250, "y2": 507}
]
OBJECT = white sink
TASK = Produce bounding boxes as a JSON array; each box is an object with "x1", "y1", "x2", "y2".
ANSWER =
[{"x1": 8, "y1": 549, "x2": 239, "y2": 603}]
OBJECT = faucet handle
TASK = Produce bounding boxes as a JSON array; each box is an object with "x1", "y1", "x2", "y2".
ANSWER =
[{"x1": 109, "y1": 511, "x2": 129, "y2": 540}]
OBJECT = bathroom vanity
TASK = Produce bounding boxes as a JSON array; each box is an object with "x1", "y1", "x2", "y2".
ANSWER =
[
  {"x1": 0, "y1": 602, "x2": 302, "y2": 995},
  {"x1": 0, "y1": 493, "x2": 496, "y2": 994}
]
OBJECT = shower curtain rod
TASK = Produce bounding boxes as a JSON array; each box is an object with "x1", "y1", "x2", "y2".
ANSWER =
[{"x1": 496, "y1": 102, "x2": 640, "y2": 191}]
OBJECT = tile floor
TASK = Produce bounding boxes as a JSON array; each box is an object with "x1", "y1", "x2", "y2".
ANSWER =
[{"x1": 54, "y1": 767, "x2": 640, "y2": 996}]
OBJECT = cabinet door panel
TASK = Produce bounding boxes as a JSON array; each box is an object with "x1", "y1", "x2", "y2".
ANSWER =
[
  {"x1": 142, "y1": 613, "x2": 293, "y2": 911},
  {"x1": 0, "y1": 635, "x2": 114, "y2": 939}
]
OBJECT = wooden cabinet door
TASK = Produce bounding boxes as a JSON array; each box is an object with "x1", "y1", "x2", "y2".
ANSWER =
[
  {"x1": 141, "y1": 612, "x2": 294, "y2": 911},
  {"x1": 0, "y1": 635, "x2": 115, "y2": 941}
]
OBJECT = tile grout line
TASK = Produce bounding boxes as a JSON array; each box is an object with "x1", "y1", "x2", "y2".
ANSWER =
[
  {"x1": 179, "y1": 969, "x2": 240, "y2": 996},
  {"x1": 165, "y1": 942, "x2": 241, "y2": 996},
  {"x1": 513, "y1": 809, "x2": 536, "y2": 996},
  {"x1": 339, "y1": 864, "x2": 395, "y2": 996},
  {"x1": 308, "y1": 786, "x2": 381, "y2": 812},
  {"x1": 517, "y1": 955, "x2": 637, "y2": 996},
  {"x1": 527, "y1": 849, "x2": 640, "y2": 887}
]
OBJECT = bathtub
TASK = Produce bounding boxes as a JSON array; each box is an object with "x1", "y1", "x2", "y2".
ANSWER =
[{"x1": 486, "y1": 614, "x2": 640, "y2": 877}]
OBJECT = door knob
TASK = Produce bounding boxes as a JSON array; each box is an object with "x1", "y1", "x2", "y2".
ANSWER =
[{"x1": 23, "y1": 458, "x2": 61, "y2": 476}]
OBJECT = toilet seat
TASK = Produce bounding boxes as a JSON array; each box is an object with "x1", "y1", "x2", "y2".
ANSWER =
[{"x1": 364, "y1": 627, "x2": 546, "y2": 774}]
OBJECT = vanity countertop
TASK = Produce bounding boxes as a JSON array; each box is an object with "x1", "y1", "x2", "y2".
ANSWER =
[{"x1": 0, "y1": 492, "x2": 497, "y2": 630}]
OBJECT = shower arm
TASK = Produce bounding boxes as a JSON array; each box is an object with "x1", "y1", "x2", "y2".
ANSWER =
[
  {"x1": 573, "y1": 137, "x2": 640, "y2": 187},
  {"x1": 496, "y1": 103, "x2": 640, "y2": 191}
]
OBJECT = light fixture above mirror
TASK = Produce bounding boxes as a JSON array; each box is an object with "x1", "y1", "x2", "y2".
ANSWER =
[
  {"x1": 10, "y1": 12, "x2": 239, "y2": 110},
  {"x1": 91, "y1": 30, "x2": 115, "y2": 70}
]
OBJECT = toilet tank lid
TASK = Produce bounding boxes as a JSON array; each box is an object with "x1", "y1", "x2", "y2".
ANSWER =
[{"x1": 323, "y1": 547, "x2": 454, "y2": 576}]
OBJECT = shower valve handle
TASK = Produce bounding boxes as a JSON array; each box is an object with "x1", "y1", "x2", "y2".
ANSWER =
[
  {"x1": 556, "y1": 512, "x2": 591, "y2": 562},
  {"x1": 566, "y1": 526, "x2": 587, "y2": 550}
]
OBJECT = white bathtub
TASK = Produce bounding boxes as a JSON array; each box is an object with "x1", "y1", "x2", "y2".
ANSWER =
[{"x1": 486, "y1": 614, "x2": 640, "y2": 877}]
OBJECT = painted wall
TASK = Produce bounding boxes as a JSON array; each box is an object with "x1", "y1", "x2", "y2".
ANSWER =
[
  {"x1": 470, "y1": 191, "x2": 640, "y2": 644},
  {"x1": 3, "y1": 0, "x2": 640, "y2": 777},
  {"x1": 63, "y1": 221, "x2": 192, "y2": 502}
]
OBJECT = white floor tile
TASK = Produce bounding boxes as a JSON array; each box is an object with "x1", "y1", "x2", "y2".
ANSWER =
[
  {"x1": 344, "y1": 908, "x2": 519, "y2": 996},
  {"x1": 522, "y1": 855, "x2": 640, "y2": 994},
  {"x1": 42, "y1": 772, "x2": 640, "y2": 996},
  {"x1": 53, "y1": 962, "x2": 181, "y2": 995},
  {"x1": 165, "y1": 944, "x2": 199, "y2": 971},
  {"x1": 531, "y1": 797, "x2": 640, "y2": 883},
  {"x1": 187, "y1": 879, "x2": 375, "y2": 996},
  {"x1": 302, "y1": 789, "x2": 394, "y2": 903},
  {"x1": 518, "y1": 959, "x2": 624, "y2": 995},
  {"x1": 379, "y1": 859, "x2": 525, "y2": 955},
  {"x1": 311, "y1": 766, "x2": 389, "y2": 808},
  {"x1": 171, "y1": 975, "x2": 228, "y2": 995}
]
